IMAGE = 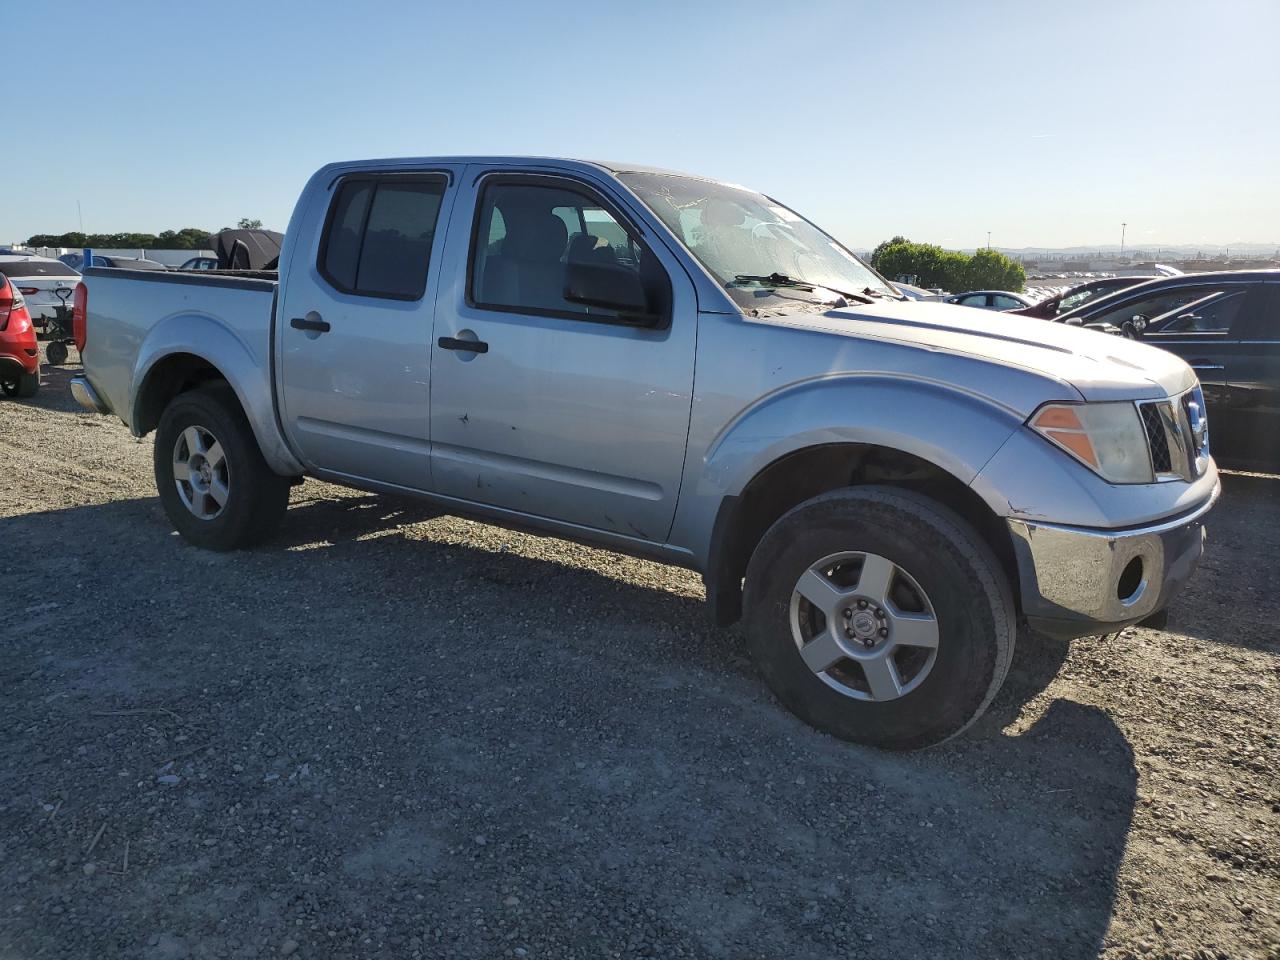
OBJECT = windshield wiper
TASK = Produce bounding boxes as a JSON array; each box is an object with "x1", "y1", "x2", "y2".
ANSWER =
[
  {"x1": 732, "y1": 273, "x2": 875, "y2": 305},
  {"x1": 862, "y1": 286, "x2": 906, "y2": 301}
]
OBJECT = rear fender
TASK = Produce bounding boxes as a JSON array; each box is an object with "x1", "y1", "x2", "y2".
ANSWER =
[{"x1": 132, "y1": 313, "x2": 302, "y2": 476}]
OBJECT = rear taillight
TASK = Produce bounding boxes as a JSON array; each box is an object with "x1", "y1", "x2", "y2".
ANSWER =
[
  {"x1": 73, "y1": 282, "x2": 88, "y2": 351},
  {"x1": 0, "y1": 279, "x2": 11, "y2": 331}
]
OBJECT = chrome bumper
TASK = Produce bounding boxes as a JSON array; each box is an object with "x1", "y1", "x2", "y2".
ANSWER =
[
  {"x1": 70, "y1": 374, "x2": 112, "y2": 415},
  {"x1": 1007, "y1": 482, "x2": 1221, "y2": 639}
]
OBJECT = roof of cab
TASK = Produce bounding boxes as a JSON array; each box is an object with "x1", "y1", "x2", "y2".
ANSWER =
[{"x1": 315, "y1": 155, "x2": 717, "y2": 183}]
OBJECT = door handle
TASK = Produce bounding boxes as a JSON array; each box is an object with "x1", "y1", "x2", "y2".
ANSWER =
[
  {"x1": 290, "y1": 316, "x2": 330, "y2": 333},
  {"x1": 438, "y1": 336, "x2": 489, "y2": 354}
]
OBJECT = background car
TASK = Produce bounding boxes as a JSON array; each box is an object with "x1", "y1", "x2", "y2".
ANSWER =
[
  {"x1": 0, "y1": 255, "x2": 81, "y2": 331},
  {"x1": 0, "y1": 274, "x2": 40, "y2": 397},
  {"x1": 939, "y1": 290, "x2": 1037, "y2": 311},
  {"x1": 1059, "y1": 269, "x2": 1280, "y2": 471},
  {"x1": 58, "y1": 253, "x2": 169, "y2": 271},
  {"x1": 1012, "y1": 276, "x2": 1150, "y2": 319},
  {"x1": 178, "y1": 256, "x2": 220, "y2": 270}
]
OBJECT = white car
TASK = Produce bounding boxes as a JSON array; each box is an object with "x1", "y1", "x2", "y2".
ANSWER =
[{"x1": 0, "y1": 255, "x2": 80, "y2": 330}]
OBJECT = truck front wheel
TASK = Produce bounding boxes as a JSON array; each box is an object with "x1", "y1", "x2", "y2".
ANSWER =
[
  {"x1": 742, "y1": 486, "x2": 1015, "y2": 750},
  {"x1": 153, "y1": 384, "x2": 290, "y2": 551}
]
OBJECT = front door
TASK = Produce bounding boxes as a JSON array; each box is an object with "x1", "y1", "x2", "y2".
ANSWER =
[
  {"x1": 278, "y1": 169, "x2": 459, "y2": 489},
  {"x1": 428, "y1": 169, "x2": 696, "y2": 542}
]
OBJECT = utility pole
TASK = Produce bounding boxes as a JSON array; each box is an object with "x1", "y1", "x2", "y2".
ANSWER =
[
  {"x1": 987, "y1": 231, "x2": 991, "y2": 250},
  {"x1": 1120, "y1": 222, "x2": 1127, "y2": 259}
]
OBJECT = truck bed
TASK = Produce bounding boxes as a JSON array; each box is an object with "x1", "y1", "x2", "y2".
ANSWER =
[{"x1": 79, "y1": 266, "x2": 279, "y2": 431}]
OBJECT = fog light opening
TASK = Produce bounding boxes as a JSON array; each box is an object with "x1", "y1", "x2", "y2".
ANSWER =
[{"x1": 1117, "y1": 557, "x2": 1145, "y2": 604}]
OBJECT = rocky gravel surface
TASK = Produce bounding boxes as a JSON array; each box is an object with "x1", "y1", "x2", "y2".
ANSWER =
[{"x1": 1, "y1": 355, "x2": 1277, "y2": 959}]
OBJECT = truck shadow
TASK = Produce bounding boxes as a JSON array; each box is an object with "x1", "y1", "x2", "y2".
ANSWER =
[{"x1": 4, "y1": 493, "x2": 1134, "y2": 960}]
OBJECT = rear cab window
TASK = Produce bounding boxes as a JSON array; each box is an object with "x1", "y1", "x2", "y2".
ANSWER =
[{"x1": 319, "y1": 174, "x2": 449, "y2": 300}]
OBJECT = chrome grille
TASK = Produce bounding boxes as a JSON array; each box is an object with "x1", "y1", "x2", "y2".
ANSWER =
[
  {"x1": 1139, "y1": 403, "x2": 1172, "y2": 473},
  {"x1": 1138, "y1": 387, "x2": 1209, "y2": 482}
]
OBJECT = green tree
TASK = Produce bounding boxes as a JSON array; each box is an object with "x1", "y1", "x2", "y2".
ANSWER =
[
  {"x1": 963, "y1": 248, "x2": 1026, "y2": 292},
  {"x1": 236, "y1": 218, "x2": 263, "y2": 230},
  {"x1": 870, "y1": 235, "x2": 908, "y2": 266},
  {"x1": 25, "y1": 227, "x2": 213, "y2": 251},
  {"x1": 870, "y1": 238, "x2": 1025, "y2": 292}
]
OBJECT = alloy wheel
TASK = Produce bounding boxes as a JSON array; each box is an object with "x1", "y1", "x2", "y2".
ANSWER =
[{"x1": 789, "y1": 551, "x2": 940, "y2": 701}]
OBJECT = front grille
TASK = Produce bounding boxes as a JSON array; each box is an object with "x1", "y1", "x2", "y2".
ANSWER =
[
  {"x1": 1138, "y1": 388, "x2": 1207, "y2": 482},
  {"x1": 1139, "y1": 402, "x2": 1172, "y2": 473}
]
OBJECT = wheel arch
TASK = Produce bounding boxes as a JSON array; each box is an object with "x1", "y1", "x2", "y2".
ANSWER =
[
  {"x1": 704, "y1": 442, "x2": 1021, "y2": 626},
  {"x1": 131, "y1": 314, "x2": 302, "y2": 476}
]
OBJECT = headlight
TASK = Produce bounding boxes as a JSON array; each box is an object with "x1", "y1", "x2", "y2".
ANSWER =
[{"x1": 1029, "y1": 402, "x2": 1153, "y2": 483}]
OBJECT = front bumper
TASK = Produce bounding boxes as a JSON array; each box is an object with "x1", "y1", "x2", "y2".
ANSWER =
[{"x1": 1007, "y1": 481, "x2": 1221, "y2": 639}]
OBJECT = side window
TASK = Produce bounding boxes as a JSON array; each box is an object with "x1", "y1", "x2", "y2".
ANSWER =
[
  {"x1": 960, "y1": 294, "x2": 988, "y2": 307},
  {"x1": 1091, "y1": 288, "x2": 1208, "y2": 330},
  {"x1": 1057, "y1": 289, "x2": 1096, "y2": 313},
  {"x1": 470, "y1": 179, "x2": 666, "y2": 322},
  {"x1": 319, "y1": 175, "x2": 447, "y2": 300},
  {"x1": 1147, "y1": 289, "x2": 1248, "y2": 335},
  {"x1": 992, "y1": 294, "x2": 1022, "y2": 310}
]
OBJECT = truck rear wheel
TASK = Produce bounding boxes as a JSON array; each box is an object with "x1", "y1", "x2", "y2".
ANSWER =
[
  {"x1": 742, "y1": 485, "x2": 1015, "y2": 750},
  {"x1": 153, "y1": 384, "x2": 289, "y2": 550}
]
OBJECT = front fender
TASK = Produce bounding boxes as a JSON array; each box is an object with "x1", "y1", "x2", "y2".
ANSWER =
[
  {"x1": 671, "y1": 374, "x2": 1024, "y2": 567},
  {"x1": 132, "y1": 313, "x2": 303, "y2": 476}
]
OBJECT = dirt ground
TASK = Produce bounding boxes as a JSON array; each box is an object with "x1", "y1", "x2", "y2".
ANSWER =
[{"x1": 2, "y1": 353, "x2": 1277, "y2": 960}]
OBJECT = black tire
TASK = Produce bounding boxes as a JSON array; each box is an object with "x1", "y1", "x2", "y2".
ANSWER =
[
  {"x1": 46, "y1": 341, "x2": 69, "y2": 365},
  {"x1": 1, "y1": 372, "x2": 39, "y2": 398},
  {"x1": 153, "y1": 384, "x2": 290, "y2": 550},
  {"x1": 742, "y1": 485, "x2": 1015, "y2": 750}
]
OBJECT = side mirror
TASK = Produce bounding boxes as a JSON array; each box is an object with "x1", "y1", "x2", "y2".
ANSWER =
[
  {"x1": 564, "y1": 261, "x2": 659, "y2": 326},
  {"x1": 1121, "y1": 314, "x2": 1148, "y2": 339}
]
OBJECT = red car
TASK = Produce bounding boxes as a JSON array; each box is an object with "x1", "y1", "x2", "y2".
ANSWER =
[{"x1": 0, "y1": 273, "x2": 40, "y2": 397}]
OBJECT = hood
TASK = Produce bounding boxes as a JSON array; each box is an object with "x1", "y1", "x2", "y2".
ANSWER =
[{"x1": 767, "y1": 300, "x2": 1196, "y2": 402}]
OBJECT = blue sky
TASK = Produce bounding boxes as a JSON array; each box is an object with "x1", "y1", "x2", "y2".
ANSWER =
[{"x1": 7, "y1": 0, "x2": 1278, "y2": 250}]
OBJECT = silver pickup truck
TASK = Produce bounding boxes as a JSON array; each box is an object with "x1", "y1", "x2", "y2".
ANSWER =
[{"x1": 71, "y1": 156, "x2": 1220, "y2": 749}]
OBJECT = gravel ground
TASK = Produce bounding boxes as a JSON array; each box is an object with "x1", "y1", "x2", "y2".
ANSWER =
[{"x1": 2, "y1": 352, "x2": 1277, "y2": 960}]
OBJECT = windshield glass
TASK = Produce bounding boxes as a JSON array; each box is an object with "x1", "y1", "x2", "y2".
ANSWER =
[{"x1": 619, "y1": 172, "x2": 894, "y2": 308}]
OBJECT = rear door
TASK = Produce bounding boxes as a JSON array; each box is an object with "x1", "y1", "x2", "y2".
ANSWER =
[
  {"x1": 1216, "y1": 283, "x2": 1280, "y2": 469},
  {"x1": 277, "y1": 167, "x2": 461, "y2": 490},
  {"x1": 427, "y1": 167, "x2": 697, "y2": 541}
]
